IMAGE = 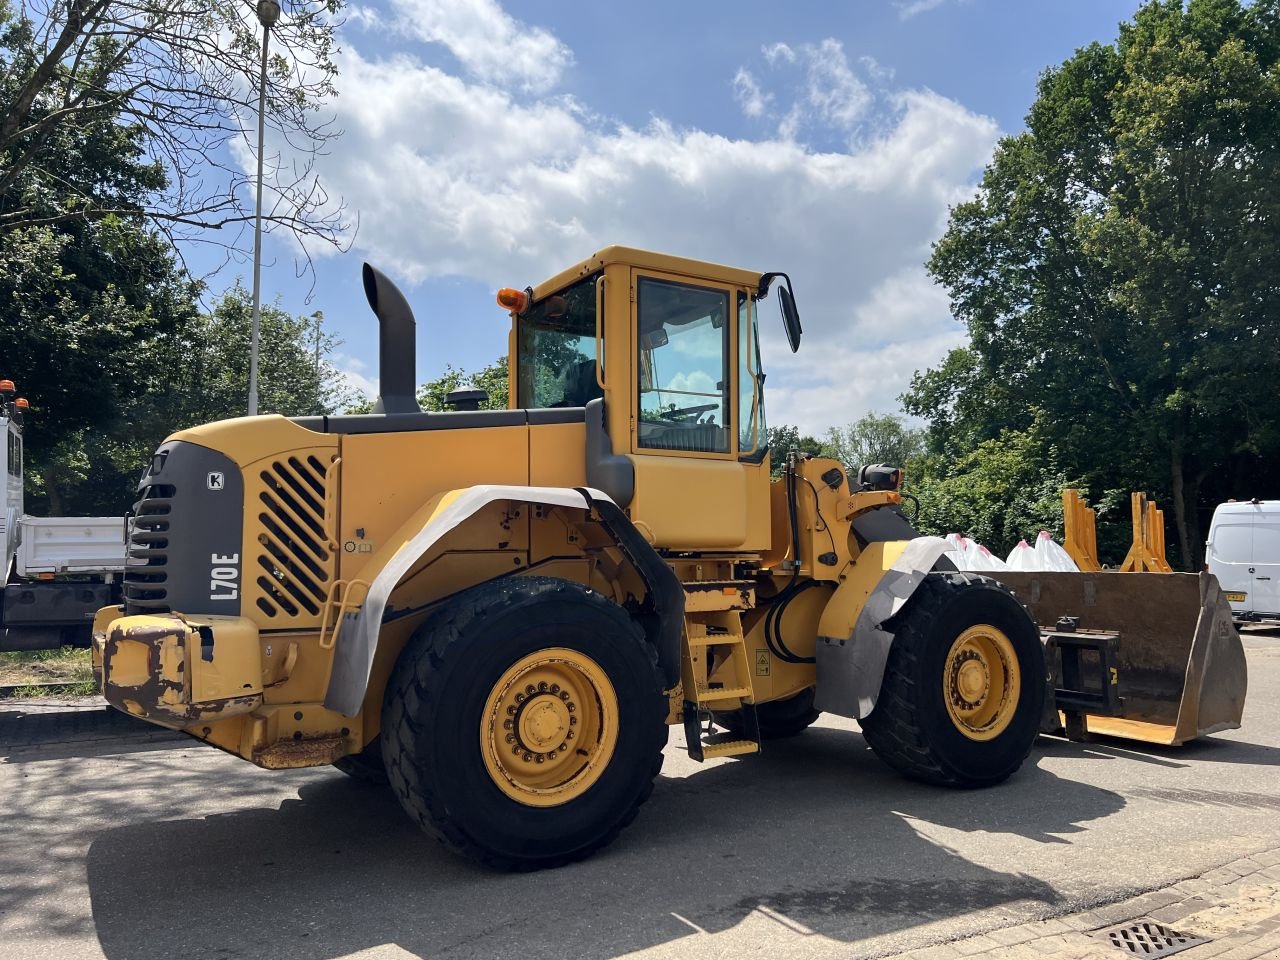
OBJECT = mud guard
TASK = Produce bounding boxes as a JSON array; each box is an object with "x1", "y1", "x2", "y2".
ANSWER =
[
  {"x1": 324, "y1": 485, "x2": 683, "y2": 717},
  {"x1": 814, "y1": 536, "x2": 952, "y2": 719}
]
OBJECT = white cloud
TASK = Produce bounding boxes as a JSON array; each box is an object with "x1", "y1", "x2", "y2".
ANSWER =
[
  {"x1": 741, "y1": 39, "x2": 878, "y2": 140},
  {"x1": 330, "y1": 353, "x2": 378, "y2": 402},
  {"x1": 803, "y1": 38, "x2": 872, "y2": 130},
  {"x1": 895, "y1": 0, "x2": 949, "y2": 19},
  {"x1": 762, "y1": 42, "x2": 796, "y2": 66},
  {"x1": 732, "y1": 68, "x2": 772, "y2": 119},
  {"x1": 384, "y1": 0, "x2": 572, "y2": 93},
  {"x1": 287, "y1": 21, "x2": 996, "y2": 435}
]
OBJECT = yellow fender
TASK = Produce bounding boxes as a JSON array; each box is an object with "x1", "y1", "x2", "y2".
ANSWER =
[
  {"x1": 814, "y1": 535, "x2": 952, "y2": 719},
  {"x1": 325, "y1": 485, "x2": 628, "y2": 716}
]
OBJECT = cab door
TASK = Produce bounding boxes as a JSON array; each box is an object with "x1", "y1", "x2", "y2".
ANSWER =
[
  {"x1": 624, "y1": 269, "x2": 770, "y2": 551},
  {"x1": 1252, "y1": 517, "x2": 1280, "y2": 617},
  {"x1": 1207, "y1": 516, "x2": 1254, "y2": 617}
]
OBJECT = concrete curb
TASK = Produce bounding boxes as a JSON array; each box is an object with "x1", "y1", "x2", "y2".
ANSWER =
[{"x1": 887, "y1": 847, "x2": 1280, "y2": 960}]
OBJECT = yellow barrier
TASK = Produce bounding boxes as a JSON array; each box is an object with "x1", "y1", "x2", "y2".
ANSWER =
[
  {"x1": 1119, "y1": 492, "x2": 1172, "y2": 573},
  {"x1": 1061, "y1": 489, "x2": 1172, "y2": 572},
  {"x1": 1062, "y1": 489, "x2": 1102, "y2": 572}
]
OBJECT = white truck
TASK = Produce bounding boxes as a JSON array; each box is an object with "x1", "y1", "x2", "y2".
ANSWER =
[
  {"x1": 1, "y1": 380, "x2": 127, "y2": 651},
  {"x1": 1205, "y1": 499, "x2": 1280, "y2": 624}
]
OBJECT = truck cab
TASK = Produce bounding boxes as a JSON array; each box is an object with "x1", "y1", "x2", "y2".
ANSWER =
[{"x1": 1, "y1": 381, "x2": 126, "y2": 652}]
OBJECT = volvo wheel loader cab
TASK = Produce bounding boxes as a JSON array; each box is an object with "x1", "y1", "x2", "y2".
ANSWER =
[{"x1": 95, "y1": 245, "x2": 1243, "y2": 870}]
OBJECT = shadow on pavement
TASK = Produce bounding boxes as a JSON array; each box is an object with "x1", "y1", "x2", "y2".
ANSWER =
[
  {"x1": 1037, "y1": 731, "x2": 1280, "y2": 768},
  {"x1": 0, "y1": 700, "x2": 185, "y2": 762},
  {"x1": 80, "y1": 727, "x2": 1126, "y2": 960}
]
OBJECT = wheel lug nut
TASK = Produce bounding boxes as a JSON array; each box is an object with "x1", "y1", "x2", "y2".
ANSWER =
[
  {"x1": 567, "y1": 731, "x2": 575, "y2": 740},
  {"x1": 503, "y1": 719, "x2": 513, "y2": 730},
  {"x1": 505, "y1": 734, "x2": 515, "y2": 743},
  {"x1": 515, "y1": 693, "x2": 526, "y2": 703},
  {"x1": 538, "y1": 681, "x2": 548, "y2": 692},
  {"x1": 566, "y1": 703, "x2": 575, "y2": 713},
  {"x1": 569, "y1": 716, "x2": 577, "y2": 725},
  {"x1": 506, "y1": 705, "x2": 516, "y2": 715},
  {"x1": 523, "y1": 752, "x2": 533, "y2": 762},
  {"x1": 512, "y1": 746, "x2": 521, "y2": 755},
  {"x1": 535, "y1": 754, "x2": 545, "y2": 764},
  {"x1": 559, "y1": 691, "x2": 569, "y2": 701},
  {"x1": 525, "y1": 684, "x2": 536, "y2": 695},
  {"x1": 550, "y1": 684, "x2": 560, "y2": 694},
  {"x1": 558, "y1": 742, "x2": 568, "y2": 752}
]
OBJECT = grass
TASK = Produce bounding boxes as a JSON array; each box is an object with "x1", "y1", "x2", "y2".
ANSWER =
[{"x1": 0, "y1": 646, "x2": 97, "y2": 697}]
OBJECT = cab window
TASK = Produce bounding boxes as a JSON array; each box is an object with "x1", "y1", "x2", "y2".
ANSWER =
[
  {"x1": 738, "y1": 293, "x2": 767, "y2": 460},
  {"x1": 637, "y1": 277, "x2": 730, "y2": 454},
  {"x1": 516, "y1": 272, "x2": 602, "y2": 409}
]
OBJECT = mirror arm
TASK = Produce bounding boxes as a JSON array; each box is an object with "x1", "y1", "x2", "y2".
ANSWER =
[{"x1": 755, "y1": 271, "x2": 791, "y2": 301}]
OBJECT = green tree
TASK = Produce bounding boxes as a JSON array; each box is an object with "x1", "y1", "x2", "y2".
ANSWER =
[
  {"x1": 765, "y1": 424, "x2": 824, "y2": 478},
  {"x1": 909, "y1": 0, "x2": 1280, "y2": 568},
  {"x1": 821, "y1": 412, "x2": 924, "y2": 471},
  {"x1": 0, "y1": 223, "x2": 200, "y2": 514},
  {"x1": 19, "y1": 281, "x2": 353, "y2": 515},
  {"x1": 418, "y1": 358, "x2": 511, "y2": 412}
]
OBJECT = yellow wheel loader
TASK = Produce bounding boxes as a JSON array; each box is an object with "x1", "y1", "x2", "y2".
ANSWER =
[{"x1": 93, "y1": 247, "x2": 1247, "y2": 870}]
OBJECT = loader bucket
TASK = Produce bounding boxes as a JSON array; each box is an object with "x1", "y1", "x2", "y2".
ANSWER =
[{"x1": 989, "y1": 571, "x2": 1247, "y2": 746}]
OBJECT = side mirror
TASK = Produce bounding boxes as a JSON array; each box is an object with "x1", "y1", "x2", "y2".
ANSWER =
[
  {"x1": 778, "y1": 285, "x2": 802, "y2": 353},
  {"x1": 757, "y1": 271, "x2": 803, "y2": 353}
]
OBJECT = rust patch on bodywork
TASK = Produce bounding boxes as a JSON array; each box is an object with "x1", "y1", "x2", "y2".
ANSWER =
[
  {"x1": 101, "y1": 615, "x2": 263, "y2": 730},
  {"x1": 683, "y1": 581, "x2": 754, "y2": 612},
  {"x1": 253, "y1": 736, "x2": 346, "y2": 769}
]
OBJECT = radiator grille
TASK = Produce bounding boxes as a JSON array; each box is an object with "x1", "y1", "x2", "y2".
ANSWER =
[
  {"x1": 254, "y1": 455, "x2": 333, "y2": 621},
  {"x1": 122, "y1": 482, "x2": 175, "y2": 612}
]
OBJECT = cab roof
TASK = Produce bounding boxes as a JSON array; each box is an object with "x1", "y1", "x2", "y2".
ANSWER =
[{"x1": 531, "y1": 246, "x2": 763, "y2": 300}]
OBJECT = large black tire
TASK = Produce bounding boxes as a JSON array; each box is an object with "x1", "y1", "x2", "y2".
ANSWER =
[
  {"x1": 381, "y1": 576, "x2": 667, "y2": 870},
  {"x1": 333, "y1": 736, "x2": 388, "y2": 784},
  {"x1": 860, "y1": 572, "x2": 1045, "y2": 788},
  {"x1": 714, "y1": 688, "x2": 819, "y2": 740}
]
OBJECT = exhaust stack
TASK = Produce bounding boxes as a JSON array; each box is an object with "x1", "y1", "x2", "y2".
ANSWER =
[{"x1": 362, "y1": 263, "x2": 422, "y2": 415}]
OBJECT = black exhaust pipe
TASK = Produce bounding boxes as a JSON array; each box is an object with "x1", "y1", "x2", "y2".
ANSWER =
[{"x1": 362, "y1": 263, "x2": 422, "y2": 415}]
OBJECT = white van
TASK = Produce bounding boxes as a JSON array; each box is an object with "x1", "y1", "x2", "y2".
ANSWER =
[{"x1": 1205, "y1": 500, "x2": 1280, "y2": 622}]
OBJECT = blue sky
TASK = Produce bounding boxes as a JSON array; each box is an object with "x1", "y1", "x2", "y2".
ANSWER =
[{"x1": 235, "y1": 0, "x2": 1142, "y2": 432}]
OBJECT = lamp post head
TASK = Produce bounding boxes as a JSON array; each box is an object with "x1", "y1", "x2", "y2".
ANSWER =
[{"x1": 256, "y1": 0, "x2": 281, "y2": 28}]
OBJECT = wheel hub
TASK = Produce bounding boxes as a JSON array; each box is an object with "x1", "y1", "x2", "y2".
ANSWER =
[
  {"x1": 942, "y1": 624, "x2": 1021, "y2": 742},
  {"x1": 516, "y1": 693, "x2": 572, "y2": 753},
  {"x1": 953, "y1": 653, "x2": 990, "y2": 707},
  {"x1": 481, "y1": 649, "x2": 616, "y2": 807}
]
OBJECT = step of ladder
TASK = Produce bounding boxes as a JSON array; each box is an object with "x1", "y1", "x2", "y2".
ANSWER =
[
  {"x1": 702, "y1": 739, "x2": 759, "y2": 759},
  {"x1": 682, "y1": 614, "x2": 762, "y2": 763},
  {"x1": 682, "y1": 699, "x2": 761, "y2": 763},
  {"x1": 695, "y1": 684, "x2": 752, "y2": 700}
]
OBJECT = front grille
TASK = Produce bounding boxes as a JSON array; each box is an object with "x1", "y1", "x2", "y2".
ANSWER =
[
  {"x1": 122, "y1": 482, "x2": 175, "y2": 612},
  {"x1": 254, "y1": 456, "x2": 331, "y2": 620}
]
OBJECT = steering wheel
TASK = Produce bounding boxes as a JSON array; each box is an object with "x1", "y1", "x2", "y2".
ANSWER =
[{"x1": 658, "y1": 403, "x2": 718, "y2": 422}]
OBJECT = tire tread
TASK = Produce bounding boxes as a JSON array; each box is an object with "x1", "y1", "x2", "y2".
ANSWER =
[
  {"x1": 381, "y1": 576, "x2": 666, "y2": 871},
  {"x1": 860, "y1": 572, "x2": 1040, "y2": 788}
]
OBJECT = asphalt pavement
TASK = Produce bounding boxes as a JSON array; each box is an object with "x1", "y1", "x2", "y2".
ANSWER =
[{"x1": 1, "y1": 632, "x2": 1277, "y2": 960}]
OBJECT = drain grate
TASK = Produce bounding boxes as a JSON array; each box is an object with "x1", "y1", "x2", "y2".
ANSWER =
[{"x1": 1095, "y1": 919, "x2": 1207, "y2": 957}]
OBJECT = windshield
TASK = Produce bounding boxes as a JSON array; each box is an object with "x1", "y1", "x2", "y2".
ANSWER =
[{"x1": 516, "y1": 272, "x2": 602, "y2": 409}]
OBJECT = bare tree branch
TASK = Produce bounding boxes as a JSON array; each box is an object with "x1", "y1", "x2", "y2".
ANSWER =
[{"x1": 0, "y1": 0, "x2": 352, "y2": 279}]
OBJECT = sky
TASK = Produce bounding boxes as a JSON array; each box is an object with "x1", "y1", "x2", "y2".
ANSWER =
[{"x1": 233, "y1": 0, "x2": 1144, "y2": 435}]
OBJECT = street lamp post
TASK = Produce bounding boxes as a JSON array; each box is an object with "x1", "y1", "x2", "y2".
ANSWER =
[{"x1": 246, "y1": 0, "x2": 281, "y2": 417}]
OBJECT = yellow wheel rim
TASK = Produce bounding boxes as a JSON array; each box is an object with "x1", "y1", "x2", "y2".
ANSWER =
[
  {"x1": 480, "y1": 648, "x2": 618, "y2": 807},
  {"x1": 942, "y1": 624, "x2": 1020, "y2": 742}
]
